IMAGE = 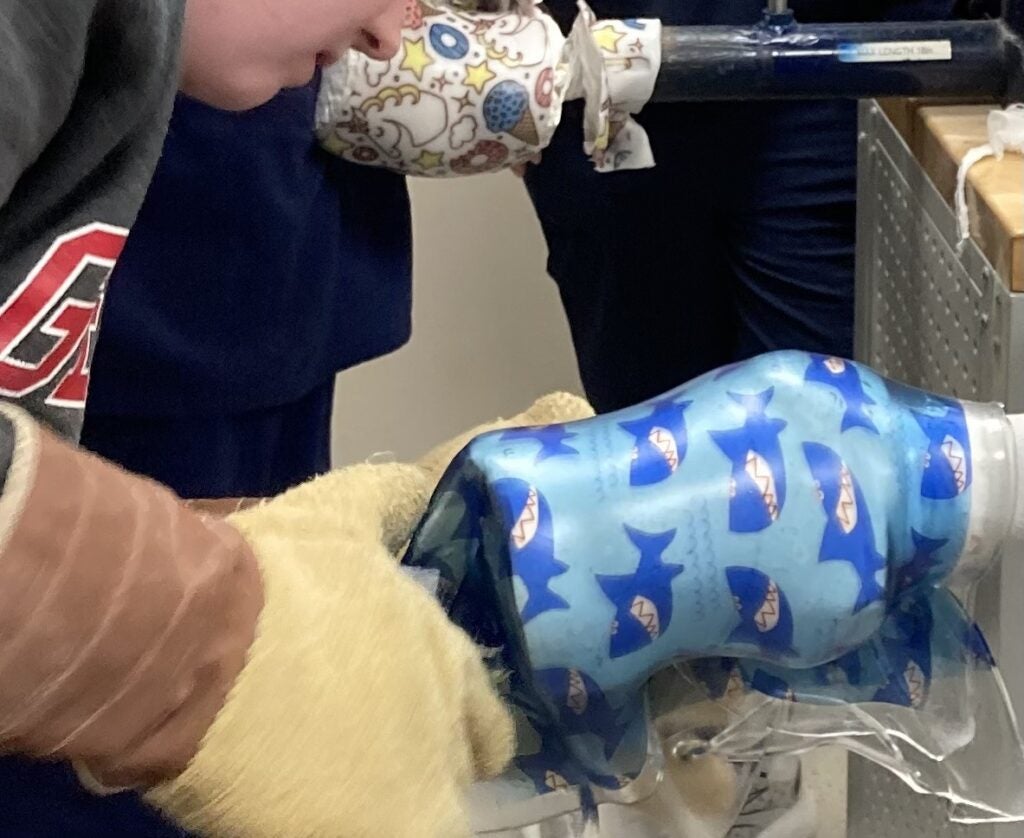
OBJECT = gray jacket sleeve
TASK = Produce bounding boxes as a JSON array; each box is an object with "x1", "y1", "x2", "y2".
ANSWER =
[
  {"x1": 0, "y1": 0, "x2": 182, "y2": 452},
  {"x1": 0, "y1": 1, "x2": 97, "y2": 208},
  {"x1": 0, "y1": 0, "x2": 100, "y2": 488},
  {"x1": 0, "y1": 3, "x2": 261, "y2": 787}
]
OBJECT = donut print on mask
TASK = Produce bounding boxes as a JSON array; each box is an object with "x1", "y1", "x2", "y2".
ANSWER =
[
  {"x1": 429, "y1": 23, "x2": 470, "y2": 60},
  {"x1": 535, "y1": 67, "x2": 554, "y2": 107}
]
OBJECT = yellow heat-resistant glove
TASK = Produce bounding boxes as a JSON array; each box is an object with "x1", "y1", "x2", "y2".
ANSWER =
[
  {"x1": 145, "y1": 462, "x2": 509, "y2": 838},
  {"x1": 144, "y1": 393, "x2": 594, "y2": 838}
]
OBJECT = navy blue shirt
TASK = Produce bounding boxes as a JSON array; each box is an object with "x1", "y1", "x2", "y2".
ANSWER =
[{"x1": 87, "y1": 79, "x2": 412, "y2": 418}]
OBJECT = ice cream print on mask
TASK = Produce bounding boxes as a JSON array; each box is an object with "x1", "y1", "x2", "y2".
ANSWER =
[{"x1": 315, "y1": 0, "x2": 661, "y2": 175}]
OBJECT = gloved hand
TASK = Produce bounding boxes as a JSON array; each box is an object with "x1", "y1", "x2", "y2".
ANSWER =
[
  {"x1": 141, "y1": 461, "x2": 507, "y2": 838},
  {"x1": 141, "y1": 393, "x2": 594, "y2": 838}
]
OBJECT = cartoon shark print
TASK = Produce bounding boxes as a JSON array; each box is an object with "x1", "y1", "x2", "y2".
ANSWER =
[
  {"x1": 804, "y1": 355, "x2": 880, "y2": 435},
  {"x1": 618, "y1": 397, "x2": 691, "y2": 486},
  {"x1": 534, "y1": 668, "x2": 630, "y2": 760},
  {"x1": 873, "y1": 597, "x2": 934, "y2": 708},
  {"x1": 891, "y1": 529, "x2": 949, "y2": 595},
  {"x1": 750, "y1": 669, "x2": 796, "y2": 702},
  {"x1": 501, "y1": 424, "x2": 580, "y2": 462},
  {"x1": 725, "y1": 567, "x2": 796, "y2": 659},
  {"x1": 911, "y1": 403, "x2": 973, "y2": 499},
  {"x1": 803, "y1": 443, "x2": 887, "y2": 614},
  {"x1": 493, "y1": 478, "x2": 569, "y2": 623},
  {"x1": 710, "y1": 390, "x2": 788, "y2": 533},
  {"x1": 597, "y1": 526, "x2": 684, "y2": 659}
]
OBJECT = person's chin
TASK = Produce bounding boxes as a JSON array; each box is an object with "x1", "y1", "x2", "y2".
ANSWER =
[
  {"x1": 284, "y1": 55, "x2": 320, "y2": 87},
  {"x1": 180, "y1": 71, "x2": 285, "y2": 111}
]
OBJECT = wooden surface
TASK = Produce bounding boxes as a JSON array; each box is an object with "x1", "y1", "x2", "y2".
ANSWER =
[{"x1": 879, "y1": 99, "x2": 1023, "y2": 291}]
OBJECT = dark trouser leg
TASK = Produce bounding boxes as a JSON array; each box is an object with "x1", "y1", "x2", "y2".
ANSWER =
[
  {"x1": 80, "y1": 377, "x2": 336, "y2": 499},
  {"x1": 725, "y1": 100, "x2": 858, "y2": 361},
  {"x1": 525, "y1": 103, "x2": 736, "y2": 413}
]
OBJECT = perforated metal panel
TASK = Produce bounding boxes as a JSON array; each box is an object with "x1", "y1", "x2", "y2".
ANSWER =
[
  {"x1": 847, "y1": 757, "x2": 976, "y2": 838},
  {"x1": 854, "y1": 105, "x2": 1006, "y2": 404},
  {"x1": 849, "y1": 101, "x2": 1024, "y2": 838}
]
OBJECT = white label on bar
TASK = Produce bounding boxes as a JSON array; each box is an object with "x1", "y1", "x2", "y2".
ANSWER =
[{"x1": 837, "y1": 40, "x2": 953, "y2": 63}]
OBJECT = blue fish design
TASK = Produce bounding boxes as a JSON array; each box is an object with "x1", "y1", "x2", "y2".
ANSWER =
[
  {"x1": 911, "y1": 404, "x2": 973, "y2": 499},
  {"x1": 873, "y1": 600, "x2": 933, "y2": 707},
  {"x1": 750, "y1": 669, "x2": 795, "y2": 701},
  {"x1": 891, "y1": 529, "x2": 948, "y2": 595},
  {"x1": 725, "y1": 567, "x2": 796, "y2": 658},
  {"x1": 622, "y1": 18, "x2": 646, "y2": 29},
  {"x1": 710, "y1": 390, "x2": 788, "y2": 532},
  {"x1": 803, "y1": 443, "x2": 886, "y2": 614},
  {"x1": 804, "y1": 355, "x2": 879, "y2": 435},
  {"x1": 597, "y1": 526, "x2": 684, "y2": 659},
  {"x1": 534, "y1": 668, "x2": 630, "y2": 760},
  {"x1": 618, "y1": 398, "x2": 691, "y2": 486},
  {"x1": 493, "y1": 478, "x2": 569, "y2": 623},
  {"x1": 501, "y1": 424, "x2": 580, "y2": 462}
]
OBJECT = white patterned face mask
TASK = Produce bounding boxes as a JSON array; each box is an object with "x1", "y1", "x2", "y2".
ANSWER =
[{"x1": 315, "y1": 0, "x2": 662, "y2": 176}]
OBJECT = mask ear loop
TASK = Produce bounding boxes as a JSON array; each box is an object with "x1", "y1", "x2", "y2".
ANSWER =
[{"x1": 567, "y1": 2, "x2": 661, "y2": 172}]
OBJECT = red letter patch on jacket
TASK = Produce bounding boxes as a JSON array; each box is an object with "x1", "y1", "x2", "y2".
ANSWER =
[{"x1": 0, "y1": 223, "x2": 127, "y2": 408}]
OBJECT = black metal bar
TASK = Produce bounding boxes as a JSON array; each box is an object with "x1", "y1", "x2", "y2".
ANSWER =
[{"x1": 650, "y1": 19, "x2": 1008, "y2": 102}]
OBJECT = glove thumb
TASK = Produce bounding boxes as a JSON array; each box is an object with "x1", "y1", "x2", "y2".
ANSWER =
[{"x1": 231, "y1": 462, "x2": 431, "y2": 555}]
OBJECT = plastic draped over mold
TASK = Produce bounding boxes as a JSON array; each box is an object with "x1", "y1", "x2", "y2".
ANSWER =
[{"x1": 402, "y1": 350, "x2": 1024, "y2": 834}]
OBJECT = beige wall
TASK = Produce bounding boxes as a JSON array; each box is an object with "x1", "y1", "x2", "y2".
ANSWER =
[{"x1": 332, "y1": 172, "x2": 583, "y2": 463}]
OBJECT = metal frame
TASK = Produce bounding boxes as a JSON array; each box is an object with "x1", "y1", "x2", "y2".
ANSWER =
[
  {"x1": 849, "y1": 99, "x2": 1024, "y2": 838},
  {"x1": 852, "y1": 102, "x2": 1024, "y2": 410}
]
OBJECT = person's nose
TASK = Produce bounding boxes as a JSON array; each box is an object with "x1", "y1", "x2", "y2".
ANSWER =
[{"x1": 352, "y1": 1, "x2": 404, "y2": 60}]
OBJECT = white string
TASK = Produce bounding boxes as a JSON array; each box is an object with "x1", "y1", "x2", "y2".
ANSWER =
[{"x1": 954, "y1": 104, "x2": 1024, "y2": 249}]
